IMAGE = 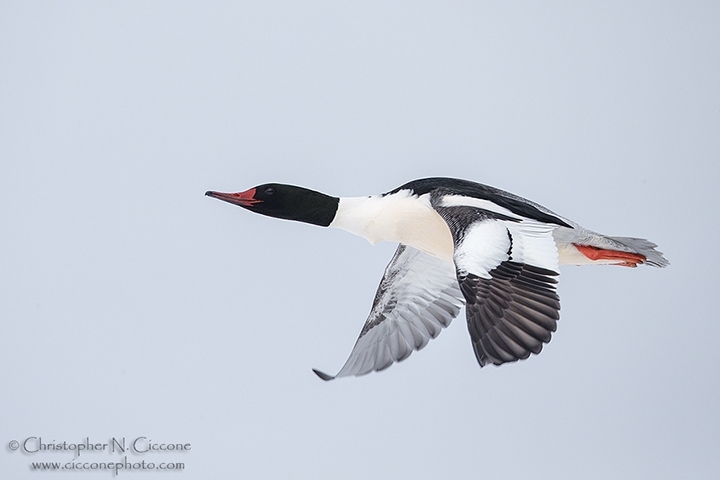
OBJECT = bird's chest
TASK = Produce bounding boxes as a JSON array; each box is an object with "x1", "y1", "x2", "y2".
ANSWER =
[{"x1": 331, "y1": 194, "x2": 455, "y2": 262}]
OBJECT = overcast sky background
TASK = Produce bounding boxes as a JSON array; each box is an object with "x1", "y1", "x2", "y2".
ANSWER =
[{"x1": 1, "y1": 2, "x2": 719, "y2": 479}]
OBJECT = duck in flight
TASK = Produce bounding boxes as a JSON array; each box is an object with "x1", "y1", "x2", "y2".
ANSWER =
[{"x1": 206, "y1": 178, "x2": 667, "y2": 380}]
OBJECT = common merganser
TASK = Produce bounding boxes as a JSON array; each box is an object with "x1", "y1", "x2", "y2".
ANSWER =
[{"x1": 206, "y1": 178, "x2": 667, "y2": 380}]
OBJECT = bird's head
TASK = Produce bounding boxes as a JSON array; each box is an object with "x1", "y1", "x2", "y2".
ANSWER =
[{"x1": 205, "y1": 183, "x2": 339, "y2": 227}]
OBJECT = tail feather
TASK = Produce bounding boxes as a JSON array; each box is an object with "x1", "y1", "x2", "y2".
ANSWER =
[{"x1": 607, "y1": 236, "x2": 669, "y2": 268}]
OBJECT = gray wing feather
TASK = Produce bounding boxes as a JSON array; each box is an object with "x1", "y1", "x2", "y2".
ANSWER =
[{"x1": 313, "y1": 245, "x2": 464, "y2": 381}]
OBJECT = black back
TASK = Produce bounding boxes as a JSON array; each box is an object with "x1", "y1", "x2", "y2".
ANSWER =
[{"x1": 387, "y1": 177, "x2": 572, "y2": 228}]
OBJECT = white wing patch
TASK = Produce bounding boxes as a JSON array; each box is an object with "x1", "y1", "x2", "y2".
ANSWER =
[
  {"x1": 506, "y1": 220, "x2": 560, "y2": 274},
  {"x1": 453, "y1": 218, "x2": 559, "y2": 279},
  {"x1": 453, "y1": 221, "x2": 510, "y2": 278}
]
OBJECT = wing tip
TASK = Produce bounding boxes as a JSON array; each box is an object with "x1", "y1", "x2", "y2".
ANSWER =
[{"x1": 312, "y1": 368, "x2": 336, "y2": 381}]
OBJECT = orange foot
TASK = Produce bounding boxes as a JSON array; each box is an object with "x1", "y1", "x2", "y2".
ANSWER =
[{"x1": 573, "y1": 244, "x2": 646, "y2": 268}]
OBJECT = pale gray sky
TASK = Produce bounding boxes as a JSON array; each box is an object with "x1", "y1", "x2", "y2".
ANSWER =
[{"x1": 1, "y1": 2, "x2": 719, "y2": 479}]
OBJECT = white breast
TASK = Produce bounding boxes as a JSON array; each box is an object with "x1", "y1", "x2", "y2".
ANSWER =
[{"x1": 329, "y1": 191, "x2": 455, "y2": 262}]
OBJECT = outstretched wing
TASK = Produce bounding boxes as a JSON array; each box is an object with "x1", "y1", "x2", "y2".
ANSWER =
[
  {"x1": 460, "y1": 260, "x2": 560, "y2": 366},
  {"x1": 313, "y1": 245, "x2": 464, "y2": 381},
  {"x1": 432, "y1": 196, "x2": 562, "y2": 367}
]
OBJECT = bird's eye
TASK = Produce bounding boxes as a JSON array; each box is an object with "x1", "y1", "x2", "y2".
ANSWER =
[{"x1": 264, "y1": 187, "x2": 275, "y2": 195}]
